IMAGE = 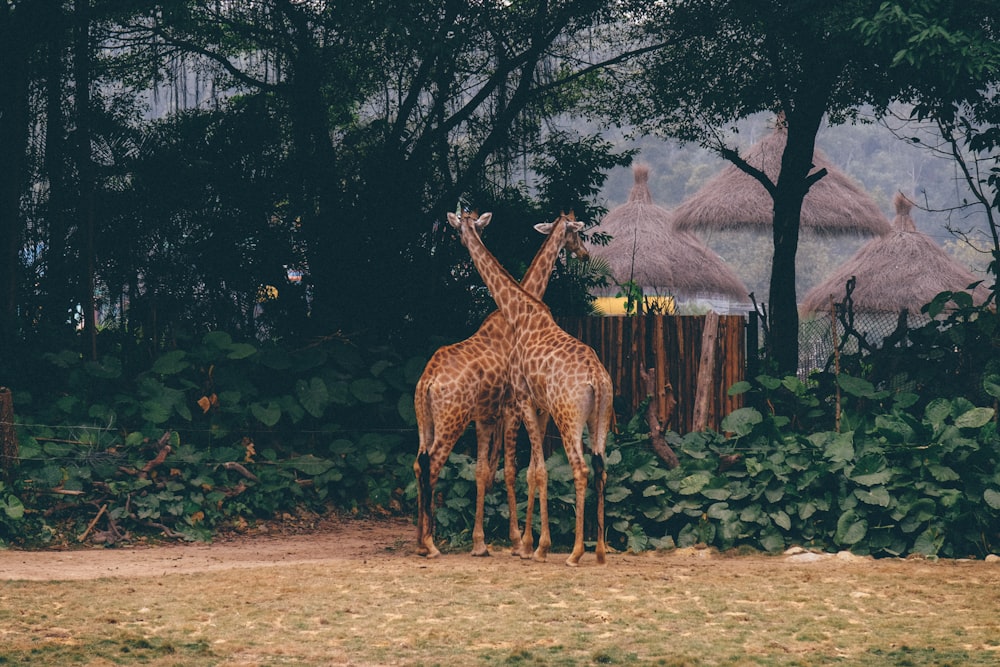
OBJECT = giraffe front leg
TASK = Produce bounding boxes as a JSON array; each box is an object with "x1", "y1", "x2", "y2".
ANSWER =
[
  {"x1": 519, "y1": 455, "x2": 537, "y2": 560},
  {"x1": 471, "y1": 422, "x2": 493, "y2": 557},
  {"x1": 533, "y1": 460, "x2": 551, "y2": 563}
]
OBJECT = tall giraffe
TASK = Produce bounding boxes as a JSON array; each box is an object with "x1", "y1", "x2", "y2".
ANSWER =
[
  {"x1": 448, "y1": 211, "x2": 614, "y2": 566},
  {"x1": 414, "y1": 211, "x2": 588, "y2": 558}
]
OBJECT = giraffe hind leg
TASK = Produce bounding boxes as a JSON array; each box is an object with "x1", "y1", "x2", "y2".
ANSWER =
[{"x1": 414, "y1": 451, "x2": 439, "y2": 557}]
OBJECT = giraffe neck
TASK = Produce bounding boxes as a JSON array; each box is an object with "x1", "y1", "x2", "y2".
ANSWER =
[
  {"x1": 519, "y1": 223, "x2": 564, "y2": 299},
  {"x1": 461, "y1": 220, "x2": 542, "y2": 329}
]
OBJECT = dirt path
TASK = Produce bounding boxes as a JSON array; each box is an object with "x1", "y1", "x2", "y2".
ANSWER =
[{"x1": 0, "y1": 515, "x2": 414, "y2": 581}]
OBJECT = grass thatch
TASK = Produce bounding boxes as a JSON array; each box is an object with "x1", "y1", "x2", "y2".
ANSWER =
[
  {"x1": 672, "y1": 123, "x2": 891, "y2": 237},
  {"x1": 592, "y1": 164, "x2": 750, "y2": 304},
  {"x1": 800, "y1": 192, "x2": 992, "y2": 314}
]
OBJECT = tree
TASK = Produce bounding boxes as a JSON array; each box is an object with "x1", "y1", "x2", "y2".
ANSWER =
[
  {"x1": 855, "y1": 0, "x2": 1000, "y2": 300},
  {"x1": 603, "y1": 0, "x2": 899, "y2": 374},
  {"x1": 0, "y1": 0, "x2": 51, "y2": 348},
  {"x1": 115, "y1": 0, "x2": 635, "y2": 343}
]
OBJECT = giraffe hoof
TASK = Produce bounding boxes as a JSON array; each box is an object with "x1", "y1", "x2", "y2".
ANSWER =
[{"x1": 471, "y1": 548, "x2": 490, "y2": 557}]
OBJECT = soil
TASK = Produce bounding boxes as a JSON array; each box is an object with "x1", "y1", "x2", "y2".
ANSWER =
[{"x1": 0, "y1": 513, "x2": 415, "y2": 581}]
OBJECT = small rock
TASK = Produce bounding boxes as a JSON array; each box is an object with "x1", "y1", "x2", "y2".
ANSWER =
[{"x1": 985, "y1": 554, "x2": 1000, "y2": 563}]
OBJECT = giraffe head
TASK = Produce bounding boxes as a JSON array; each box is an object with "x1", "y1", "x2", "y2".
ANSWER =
[
  {"x1": 534, "y1": 211, "x2": 588, "y2": 261},
  {"x1": 447, "y1": 210, "x2": 492, "y2": 248}
]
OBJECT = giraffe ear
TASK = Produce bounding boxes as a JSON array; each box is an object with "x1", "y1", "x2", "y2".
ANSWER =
[
  {"x1": 446, "y1": 212, "x2": 462, "y2": 229},
  {"x1": 567, "y1": 220, "x2": 585, "y2": 232},
  {"x1": 534, "y1": 222, "x2": 554, "y2": 235},
  {"x1": 475, "y1": 212, "x2": 492, "y2": 229}
]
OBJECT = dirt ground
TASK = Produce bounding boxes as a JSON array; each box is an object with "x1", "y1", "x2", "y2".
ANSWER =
[
  {"x1": 3, "y1": 511, "x2": 999, "y2": 583},
  {"x1": 0, "y1": 514, "x2": 416, "y2": 581}
]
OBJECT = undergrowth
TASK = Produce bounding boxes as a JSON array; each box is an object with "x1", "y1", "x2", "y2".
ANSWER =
[{"x1": 1, "y1": 291, "x2": 998, "y2": 558}]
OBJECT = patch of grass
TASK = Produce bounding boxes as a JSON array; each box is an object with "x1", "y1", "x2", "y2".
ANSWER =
[{"x1": 2, "y1": 551, "x2": 1000, "y2": 666}]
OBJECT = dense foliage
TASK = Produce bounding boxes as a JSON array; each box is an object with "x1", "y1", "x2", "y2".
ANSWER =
[{"x1": 3, "y1": 294, "x2": 998, "y2": 559}]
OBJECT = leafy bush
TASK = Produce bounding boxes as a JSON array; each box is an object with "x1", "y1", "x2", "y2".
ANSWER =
[
  {"x1": 425, "y1": 370, "x2": 998, "y2": 559},
  {"x1": 2, "y1": 332, "x2": 422, "y2": 546},
  {"x1": 3, "y1": 292, "x2": 999, "y2": 559}
]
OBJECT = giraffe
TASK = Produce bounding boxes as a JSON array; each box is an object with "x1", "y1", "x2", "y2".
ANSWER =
[
  {"x1": 447, "y1": 211, "x2": 614, "y2": 566},
  {"x1": 414, "y1": 211, "x2": 589, "y2": 559}
]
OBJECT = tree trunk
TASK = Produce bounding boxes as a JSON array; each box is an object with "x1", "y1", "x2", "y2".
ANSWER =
[
  {"x1": 74, "y1": 0, "x2": 97, "y2": 360},
  {"x1": 0, "y1": 3, "x2": 40, "y2": 345},
  {"x1": 767, "y1": 108, "x2": 826, "y2": 376}
]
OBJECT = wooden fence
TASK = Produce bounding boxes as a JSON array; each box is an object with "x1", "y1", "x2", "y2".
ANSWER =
[{"x1": 556, "y1": 314, "x2": 750, "y2": 434}]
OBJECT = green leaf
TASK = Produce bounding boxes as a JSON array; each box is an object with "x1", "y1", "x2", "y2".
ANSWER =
[
  {"x1": 720, "y1": 407, "x2": 762, "y2": 437},
  {"x1": 758, "y1": 525, "x2": 785, "y2": 553},
  {"x1": 913, "y1": 527, "x2": 943, "y2": 556},
  {"x1": 983, "y1": 489, "x2": 1000, "y2": 510},
  {"x1": 282, "y1": 454, "x2": 335, "y2": 475},
  {"x1": 835, "y1": 510, "x2": 867, "y2": 546},
  {"x1": 850, "y1": 454, "x2": 891, "y2": 486},
  {"x1": 984, "y1": 374, "x2": 1000, "y2": 400},
  {"x1": 678, "y1": 472, "x2": 711, "y2": 495},
  {"x1": 152, "y1": 350, "x2": 189, "y2": 375},
  {"x1": 727, "y1": 380, "x2": 751, "y2": 396},
  {"x1": 3, "y1": 495, "x2": 25, "y2": 520},
  {"x1": 820, "y1": 431, "x2": 854, "y2": 463},
  {"x1": 397, "y1": 393, "x2": 416, "y2": 426},
  {"x1": 924, "y1": 399, "x2": 952, "y2": 430},
  {"x1": 202, "y1": 331, "x2": 233, "y2": 349},
  {"x1": 141, "y1": 399, "x2": 172, "y2": 424},
  {"x1": 251, "y1": 401, "x2": 282, "y2": 427},
  {"x1": 927, "y1": 465, "x2": 960, "y2": 482},
  {"x1": 227, "y1": 343, "x2": 257, "y2": 360},
  {"x1": 770, "y1": 510, "x2": 791, "y2": 530},
  {"x1": 296, "y1": 377, "x2": 329, "y2": 418},
  {"x1": 350, "y1": 378, "x2": 385, "y2": 403},
  {"x1": 954, "y1": 407, "x2": 995, "y2": 429},
  {"x1": 606, "y1": 486, "x2": 631, "y2": 503},
  {"x1": 837, "y1": 374, "x2": 876, "y2": 398},
  {"x1": 854, "y1": 486, "x2": 891, "y2": 507}
]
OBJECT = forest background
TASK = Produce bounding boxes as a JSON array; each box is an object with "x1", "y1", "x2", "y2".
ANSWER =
[{"x1": 0, "y1": 1, "x2": 998, "y2": 558}]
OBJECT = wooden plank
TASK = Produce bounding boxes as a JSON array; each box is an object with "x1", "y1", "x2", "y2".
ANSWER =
[{"x1": 692, "y1": 312, "x2": 719, "y2": 432}]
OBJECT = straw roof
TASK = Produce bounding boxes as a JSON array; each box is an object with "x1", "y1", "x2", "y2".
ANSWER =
[
  {"x1": 593, "y1": 164, "x2": 750, "y2": 303},
  {"x1": 800, "y1": 192, "x2": 992, "y2": 314},
  {"x1": 672, "y1": 124, "x2": 891, "y2": 237}
]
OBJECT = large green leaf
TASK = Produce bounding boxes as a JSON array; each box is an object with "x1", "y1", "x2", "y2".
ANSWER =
[
  {"x1": 983, "y1": 488, "x2": 1000, "y2": 510},
  {"x1": 954, "y1": 407, "x2": 995, "y2": 429},
  {"x1": 835, "y1": 509, "x2": 867, "y2": 545},
  {"x1": 837, "y1": 374, "x2": 876, "y2": 398},
  {"x1": 2, "y1": 495, "x2": 25, "y2": 519},
  {"x1": 720, "y1": 408, "x2": 762, "y2": 437},
  {"x1": 397, "y1": 393, "x2": 416, "y2": 426},
  {"x1": 350, "y1": 378, "x2": 385, "y2": 403},
  {"x1": 984, "y1": 374, "x2": 1000, "y2": 400},
  {"x1": 296, "y1": 377, "x2": 329, "y2": 418},
  {"x1": 251, "y1": 400, "x2": 282, "y2": 427},
  {"x1": 854, "y1": 486, "x2": 891, "y2": 507},
  {"x1": 152, "y1": 350, "x2": 189, "y2": 375},
  {"x1": 227, "y1": 343, "x2": 257, "y2": 360},
  {"x1": 850, "y1": 453, "x2": 891, "y2": 486},
  {"x1": 282, "y1": 454, "x2": 335, "y2": 475},
  {"x1": 678, "y1": 472, "x2": 711, "y2": 495}
]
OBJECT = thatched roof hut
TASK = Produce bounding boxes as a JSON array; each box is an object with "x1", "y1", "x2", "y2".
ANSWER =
[
  {"x1": 592, "y1": 164, "x2": 750, "y2": 314},
  {"x1": 800, "y1": 192, "x2": 992, "y2": 315},
  {"x1": 672, "y1": 123, "x2": 891, "y2": 237}
]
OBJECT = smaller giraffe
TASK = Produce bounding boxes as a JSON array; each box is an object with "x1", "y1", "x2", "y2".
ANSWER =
[
  {"x1": 414, "y1": 212, "x2": 588, "y2": 558},
  {"x1": 448, "y1": 211, "x2": 614, "y2": 566}
]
